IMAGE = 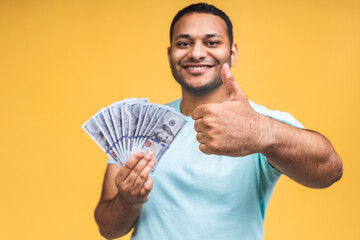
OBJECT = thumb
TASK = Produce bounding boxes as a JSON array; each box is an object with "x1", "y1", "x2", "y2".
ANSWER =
[{"x1": 221, "y1": 63, "x2": 245, "y2": 101}]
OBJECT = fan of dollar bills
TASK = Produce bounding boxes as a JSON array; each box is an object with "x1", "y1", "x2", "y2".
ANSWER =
[{"x1": 82, "y1": 98, "x2": 187, "y2": 170}]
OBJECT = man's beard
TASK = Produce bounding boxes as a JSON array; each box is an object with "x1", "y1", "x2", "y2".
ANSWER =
[
  {"x1": 175, "y1": 75, "x2": 223, "y2": 95},
  {"x1": 170, "y1": 64, "x2": 223, "y2": 95}
]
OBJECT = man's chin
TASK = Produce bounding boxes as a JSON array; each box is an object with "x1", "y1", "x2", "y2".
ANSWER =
[{"x1": 180, "y1": 81, "x2": 223, "y2": 95}]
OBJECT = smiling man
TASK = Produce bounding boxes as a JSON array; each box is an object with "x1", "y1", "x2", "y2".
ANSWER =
[
  {"x1": 168, "y1": 12, "x2": 236, "y2": 96},
  {"x1": 94, "y1": 3, "x2": 342, "y2": 240}
]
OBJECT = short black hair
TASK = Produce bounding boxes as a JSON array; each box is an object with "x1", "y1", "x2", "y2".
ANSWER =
[{"x1": 170, "y1": 3, "x2": 233, "y2": 46}]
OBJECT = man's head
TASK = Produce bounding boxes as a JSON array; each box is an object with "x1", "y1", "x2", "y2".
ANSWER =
[
  {"x1": 168, "y1": 3, "x2": 238, "y2": 95},
  {"x1": 170, "y1": 3, "x2": 233, "y2": 47}
]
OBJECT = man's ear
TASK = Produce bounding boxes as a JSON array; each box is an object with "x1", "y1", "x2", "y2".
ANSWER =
[
  {"x1": 230, "y1": 43, "x2": 238, "y2": 67},
  {"x1": 167, "y1": 47, "x2": 171, "y2": 65}
]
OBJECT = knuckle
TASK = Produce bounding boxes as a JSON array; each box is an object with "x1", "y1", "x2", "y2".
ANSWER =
[
  {"x1": 199, "y1": 144, "x2": 207, "y2": 153},
  {"x1": 120, "y1": 184, "x2": 130, "y2": 193},
  {"x1": 202, "y1": 117, "x2": 213, "y2": 128},
  {"x1": 116, "y1": 171, "x2": 124, "y2": 179},
  {"x1": 143, "y1": 184, "x2": 152, "y2": 193},
  {"x1": 194, "y1": 122, "x2": 200, "y2": 131},
  {"x1": 202, "y1": 117, "x2": 210, "y2": 126},
  {"x1": 132, "y1": 167, "x2": 140, "y2": 175},
  {"x1": 138, "y1": 173, "x2": 147, "y2": 182},
  {"x1": 130, "y1": 189, "x2": 142, "y2": 198},
  {"x1": 196, "y1": 132, "x2": 201, "y2": 141},
  {"x1": 133, "y1": 179, "x2": 140, "y2": 188},
  {"x1": 124, "y1": 162, "x2": 134, "y2": 170},
  {"x1": 203, "y1": 105, "x2": 211, "y2": 115},
  {"x1": 143, "y1": 185, "x2": 151, "y2": 192},
  {"x1": 115, "y1": 177, "x2": 121, "y2": 186},
  {"x1": 138, "y1": 193, "x2": 150, "y2": 203},
  {"x1": 209, "y1": 142, "x2": 221, "y2": 151},
  {"x1": 207, "y1": 132, "x2": 216, "y2": 141},
  {"x1": 206, "y1": 104, "x2": 217, "y2": 114}
]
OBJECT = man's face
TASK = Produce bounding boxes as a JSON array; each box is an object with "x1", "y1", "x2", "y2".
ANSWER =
[{"x1": 168, "y1": 13, "x2": 237, "y2": 95}]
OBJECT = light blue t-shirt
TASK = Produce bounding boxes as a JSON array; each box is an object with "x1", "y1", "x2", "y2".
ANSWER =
[{"x1": 110, "y1": 99, "x2": 303, "y2": 240}]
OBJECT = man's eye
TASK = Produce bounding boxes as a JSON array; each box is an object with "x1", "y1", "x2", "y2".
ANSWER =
[
  {"x1": 207, "y1": 41, "x2": 219, "y2": 46},
  {"x1": 177, "y1": 42, "x2": 190, "y2": 47}
]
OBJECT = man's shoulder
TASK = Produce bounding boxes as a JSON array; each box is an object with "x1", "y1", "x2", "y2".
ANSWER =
[
  {"x1": 249, "y1": 100, "x2": 304, "y2": 129},
  {"x1": 165, "y1": 98, "x2": 181, "y2": 112}
]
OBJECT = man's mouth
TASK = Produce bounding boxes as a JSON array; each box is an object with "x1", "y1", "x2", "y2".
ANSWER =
[
  {"x1": 182, "y1": 64, "x2": 214, "y2": 74},
  {"x1": 183, "y1": 65, "x2": 212, "y2": 70}
]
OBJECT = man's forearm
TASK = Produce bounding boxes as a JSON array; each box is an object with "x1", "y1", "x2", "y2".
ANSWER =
[
  {"x1": 260, "y1": 115, "x2": 343, "y2": 188},
  {"x1": 94, "y1": 194, "x2": 142, "y2": 239}
]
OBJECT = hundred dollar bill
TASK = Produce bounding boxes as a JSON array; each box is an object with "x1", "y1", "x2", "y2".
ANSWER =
[
  {"x1": 134, "y1": 104, "x2": 173, "y2": 153},
  {"x1": 82, "y1": 118, "x2": 122, "y2": 166},
  {"x1": 135, "y1": 104, "x2": 157, "y2": 151},
  {"x1": 129, "y1": 103, "x2": 143, "y2": 156},
  {"x1": 102, "y1": 107, "x2": 124, "y2": 161},
  {"x1": 122, "y1": 102, "x2": 131, "y2": 161},
  {"x1": 93, "y1": 109, "x2": 121, "y2": 158},
  {"x1": 127, "y1": 98, "x2": 148, "y2": 159},
  {"x1": 133, "y1": 104, "x2": 149, "y2": 152},
  {"x1": 109, "y1": 102, "x2": 125, "y2": 163},
  {"x1": 121, "y1": 98, "x2": 149, "y2": 161},
  {"x1": 141, "y1": 109, "x2": 187, "y2": 171},
  {"x1": 136, "y1": 104, "x2": 167, "y2": 151}
]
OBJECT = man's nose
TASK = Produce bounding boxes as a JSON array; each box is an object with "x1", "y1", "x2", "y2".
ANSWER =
[{"x1": 188, "y1": 42, "x2": 207, "y2": 60}]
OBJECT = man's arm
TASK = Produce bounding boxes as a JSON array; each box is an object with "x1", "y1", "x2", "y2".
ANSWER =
[
  {"x1": 94, "y1": 151, "x2": 155, "y2": 239},
  {"x1": 258, "y1": 114, "x2": 342, "y2": 188},
  {"x1": 192, "y1": 63, "x2": 343, "y2": 188}
]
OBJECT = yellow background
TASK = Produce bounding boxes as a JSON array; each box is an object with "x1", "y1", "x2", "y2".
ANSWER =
[{"x1": 1, "y1": 0, "x2": 359, "y2": 239}]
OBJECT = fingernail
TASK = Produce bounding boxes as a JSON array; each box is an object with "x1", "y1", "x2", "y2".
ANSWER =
[
  {"x1": 224, "y1": 63, "x2": 230, "y2": 72},
  {"x1": 138, "y1": 150, "x2": 144, "y2": 156},
  {"x1": 145, "y1": 151, "x2": 153, "y2": 159}
]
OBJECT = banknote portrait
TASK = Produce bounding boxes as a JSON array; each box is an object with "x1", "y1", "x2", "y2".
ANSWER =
[{"x1": 152, "y1": 124, "x2": 174, "y2": 144}]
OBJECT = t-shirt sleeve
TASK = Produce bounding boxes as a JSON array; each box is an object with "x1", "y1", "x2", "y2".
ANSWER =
[
  {"x1": 107, "y1": 157, "x2": 117, "y2": 164},
  {"x1": 248, "y1": 100, "x2": 304, "y2": 129},
  {"x1": 258, "y1": 153, "x2": 282, "y2": 212},
  {"x1": 259, "y1": 153, "x2": 282, "y2": 183}
]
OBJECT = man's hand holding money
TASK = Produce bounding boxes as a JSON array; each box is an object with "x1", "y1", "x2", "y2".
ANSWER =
[{"x1": 115, "y1": 150, "x2": 155, "y2": 206}]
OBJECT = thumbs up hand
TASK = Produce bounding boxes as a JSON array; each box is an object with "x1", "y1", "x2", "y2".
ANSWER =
[
  {"x1": 221, "y1": 63, "x2": 247, "y2": 102},
  {"x1": 192, "y1": 63, "x2": 268, "y2": 157}
]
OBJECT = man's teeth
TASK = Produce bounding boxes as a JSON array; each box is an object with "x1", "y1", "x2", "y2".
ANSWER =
[{"x1": 186, "y1": 66, "x2": 210, "y2": 70}]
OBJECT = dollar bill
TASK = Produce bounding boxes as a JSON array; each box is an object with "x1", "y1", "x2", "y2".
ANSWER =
[
  {"x1": 141, "y1": 109, "x2": 187, "y2": 171},
  {"x1": 136, "y1": 104, "x2": 167, "y2": 152},
  {"x1": 93, "y1": 109, "x2": 122, "y2": 158},
  {"x1": 82, "y1": 118, "x2": 122, "y2": 166},
  {"x1": 82, "y1": 98, "x2": 186, "y2": 170},
  {"x1": 133, "y1": 104, "x2": 150, "y2": 152},
  {"x1": 120, "y1": 98, "x2": 149, "y2": 160},
  {"x1": 102, "y1": 106, "x2": 123, "y2": 155},
  {"x1": 135, "y1": 104, "x2": 157, "y2": 151},
  {"x1": 122, "y1": 102, "x2": 131, "y2": 160},
  {"x1": 109, "y1": 102, "x2": 125, "y2": 163},
  {"x1": 129, "y1": 103, "x2": 143, "y2": 156}
]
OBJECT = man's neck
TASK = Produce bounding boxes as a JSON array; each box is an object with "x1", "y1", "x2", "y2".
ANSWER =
[{"x1": 180, "y1": 85, "x2": 229, "y2": 116}]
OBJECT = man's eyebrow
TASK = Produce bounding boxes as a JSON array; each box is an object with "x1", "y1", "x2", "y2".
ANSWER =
[
  {"x1": 174, "y1": 33, "x2": 223, "y2": 40},
  {"x1": 205, "y1": 34, "x2": 222, "y2": 38},
  {"x1": 175, "y1": 34, "x2": 191, "y2": 40}
]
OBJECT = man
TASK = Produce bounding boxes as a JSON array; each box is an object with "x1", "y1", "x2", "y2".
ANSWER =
[{"x1": 94, "y1": 3, "x2": 342, "y2": 239}]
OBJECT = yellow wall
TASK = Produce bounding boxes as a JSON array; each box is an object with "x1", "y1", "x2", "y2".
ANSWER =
[{"x1": 1, "y1": 0, "x2": 359, "y2": 239}]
